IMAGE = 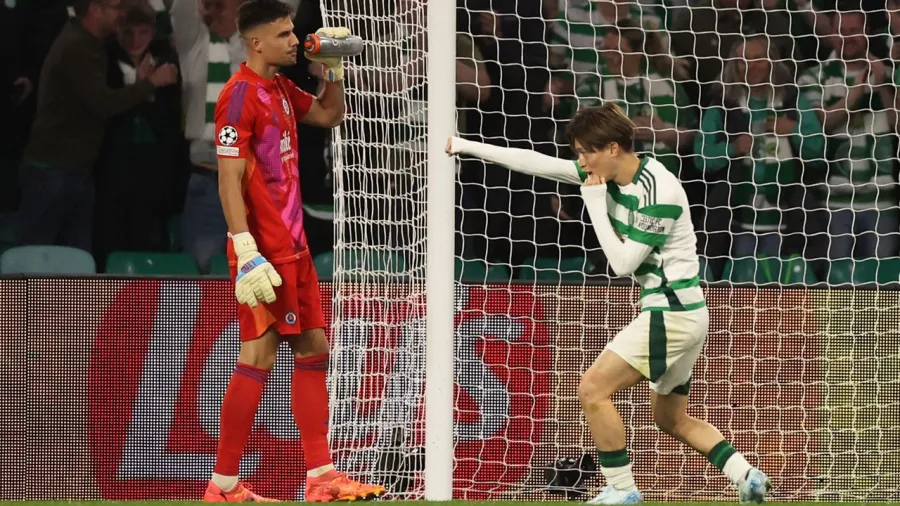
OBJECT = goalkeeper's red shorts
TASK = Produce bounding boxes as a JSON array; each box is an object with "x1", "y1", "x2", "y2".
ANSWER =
[{"x1": 230, "y1": 250, "x2": 327, "y2": 342}]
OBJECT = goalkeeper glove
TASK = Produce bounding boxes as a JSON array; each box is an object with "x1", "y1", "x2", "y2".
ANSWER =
[
  {"x1": 305, "y1": 26, "x2": 352, "y2": 82},
  {"x1": 230, "y1": 232, "x2": 283, "y2": 308}
]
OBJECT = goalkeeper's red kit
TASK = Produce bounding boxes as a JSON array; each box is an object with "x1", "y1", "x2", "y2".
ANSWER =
[{"x1": 215, "y1": 63, "x2": 325, "y2": 342}]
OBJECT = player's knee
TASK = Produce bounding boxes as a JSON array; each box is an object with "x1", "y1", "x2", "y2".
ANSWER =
[
  {"x1": 238, "y1": 345, "x2": 278, "y2": 370},
  {"x1": 289, "y1": 328, "x2": 329, "y2": 357},
  {"x1": 577, "y1": 369, "x2": 610, "y2": 407}
]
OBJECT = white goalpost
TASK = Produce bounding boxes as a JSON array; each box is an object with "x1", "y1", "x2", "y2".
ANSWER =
[{"x1": 321, "y1": 0, "x2": 900, "y2": 502}]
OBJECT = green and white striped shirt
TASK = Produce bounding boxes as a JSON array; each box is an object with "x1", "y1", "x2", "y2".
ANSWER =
[
  {"x1": 577, "y1": 156, "x2": 705, "y2": 312},
  {"x1": 798, "y1": 51, "x2": 897, "y2": 210},
  {"x1": 549, "y1": 0, "x2": 673, "y2": 85}
]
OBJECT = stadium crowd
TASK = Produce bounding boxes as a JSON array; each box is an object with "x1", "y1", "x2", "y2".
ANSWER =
[{"x1": 1, "y1": 0, "x2": 898, "y2": 283}]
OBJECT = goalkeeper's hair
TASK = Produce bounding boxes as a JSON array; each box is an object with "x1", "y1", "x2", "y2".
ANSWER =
[
  {"x1": 567, "y1": 103, "x2": 635, "y2": 153},
  {"x1": 237, "y1": 0, "x2": 294, "y2": 34}
]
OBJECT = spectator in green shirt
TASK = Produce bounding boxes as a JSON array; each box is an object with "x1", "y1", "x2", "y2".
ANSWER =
[{"x1": 695, "y1": 34, "x2": 826, "y2": 259}]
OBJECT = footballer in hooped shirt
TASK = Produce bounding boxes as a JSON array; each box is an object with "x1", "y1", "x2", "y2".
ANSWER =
[{"x1": 208, "y1": 0, "x2": 385, "y2": 502}]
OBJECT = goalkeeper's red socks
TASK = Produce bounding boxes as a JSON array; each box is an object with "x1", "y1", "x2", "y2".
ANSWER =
[
  {"x1": 292, "y1": 354, "x2": 334, "y2": 475},
  {"x1": 598, "y1": 448, "x2": 636, "y2": 490},
  {"x1": 708, "y1": 440, "x2": 753, "y2": 484},
  {"x1": 212, "y1": 363, "x2": 271, "y2": 488}
]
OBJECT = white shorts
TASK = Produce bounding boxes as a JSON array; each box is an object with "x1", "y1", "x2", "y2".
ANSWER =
[{"x1": 606, "y1": 306, "x2": 709, "y2": 396}]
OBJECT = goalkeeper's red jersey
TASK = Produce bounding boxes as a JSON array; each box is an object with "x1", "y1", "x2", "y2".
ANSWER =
[{"x1": 215, "y1": 63, "x2": 315, "y2": 264}]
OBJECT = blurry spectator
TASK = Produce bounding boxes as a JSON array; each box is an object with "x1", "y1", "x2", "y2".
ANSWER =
[
  {"x1": 460, "y1": 0, "x2": 547, "y2": 67},
  {"x1": 546, "y1": 0, "x2": 626, "y2": 83},
  {"x1": 615, "y1": 0, "x2": 678, "y2": 54},
  {"x1": 696, "y1": 34, "x2": 826, "y2": 260},
  {"x1": 93, "y1": 1, "x2": 182, "y2": 267},
  {"x1": 798, "y1": 9, "x2": 899, "y2": 260},
  {"x1": 577, "y1": 21, "x2": 696, "y2": 178},
  {"x1": 1, "y1": 1, "x2": 33, "y2": 213},
  {"x1": 887, "y1": 0, "x2": 900, "y2": 60},
  {"x1": 669, "y1": 0, "x2": 792, "y2": 101},
  {"x1": 779, "y1": 0, "x2": 838, "y2": 66},
  {"x1": 171, "y1": 0, "x2": 245, "y2": 272},
  {"x1": 14, "y1": 0, "x2": 177, "y2": 253},
  {"x1": 458, "y1": 6, "x2": 569, "y2": 266},
  {"x1": 147, "y1": 0, "x2": 174, "y2": 40}
]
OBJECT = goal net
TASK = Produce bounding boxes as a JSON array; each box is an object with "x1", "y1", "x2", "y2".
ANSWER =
[{"x1": 323, "y1": 0, "x2": 900, "y2": 502}]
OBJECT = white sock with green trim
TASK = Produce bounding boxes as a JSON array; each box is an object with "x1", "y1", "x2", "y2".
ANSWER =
[{"x1": 598, "y1": 449, "x2": 636, "y2": 490}]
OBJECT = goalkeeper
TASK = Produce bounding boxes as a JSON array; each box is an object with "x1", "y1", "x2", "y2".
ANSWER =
[
  {"x1": 206, "y1": 0, "x2": 385, "y2": 502},
  {"x1": 447, "y1": 103, "x2": 771, "y2": 505}
]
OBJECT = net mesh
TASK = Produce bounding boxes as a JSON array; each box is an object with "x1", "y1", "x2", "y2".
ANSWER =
[{"x1": 324, "y1": 0, "x2": 900, "y2": 501}]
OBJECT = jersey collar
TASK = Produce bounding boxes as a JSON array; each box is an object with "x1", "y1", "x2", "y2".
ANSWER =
[
  {"x1": 238, "y1": 62, "x2": 277, "y2": 89},
  {"x1": 630, "y1": 156, "x2": 649, "y2": 185}
]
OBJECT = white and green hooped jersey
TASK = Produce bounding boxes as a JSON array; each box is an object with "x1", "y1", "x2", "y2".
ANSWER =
[
  {"x1": 798, "y1": 52, "x2": 897, "y2": 210},
  {"x1": 577, "y1": 156, "x2": 705, "y2": 312}
]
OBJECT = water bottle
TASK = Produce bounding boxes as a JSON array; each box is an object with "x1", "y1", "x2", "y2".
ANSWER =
[{"x1": 304, "y1": 34, "x2": 365, "y2": 57}]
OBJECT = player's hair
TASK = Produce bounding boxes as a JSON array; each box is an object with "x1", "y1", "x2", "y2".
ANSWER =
[
  {"x1": 566, "y1": 103, "x2": 635, "y2": 153},
  {"x1": 237, "y1": 0, "x2": 294, "y2": 34}
]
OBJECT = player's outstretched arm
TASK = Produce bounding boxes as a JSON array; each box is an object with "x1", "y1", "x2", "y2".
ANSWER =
[
  {"x1": 580, "y1": 177, "x2": 655, "y2": 277},
  {"x1": 446, "y1": 136, "x2": 584, "y2": 186}
]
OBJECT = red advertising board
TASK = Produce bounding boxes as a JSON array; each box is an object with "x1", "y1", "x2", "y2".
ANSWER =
[{"x1": 0, "y1": 279, "x2": 897, "y2": 501}]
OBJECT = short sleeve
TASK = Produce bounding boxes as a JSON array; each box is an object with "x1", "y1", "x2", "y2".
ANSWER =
[
  {"x1": 215, "y1": 81, "x2": 255, "y2": 158},
  {"x1": 630, "y1": 187, "x2": 683, "y2": 247},
  {"x1": 284, "y1": 80, "x2": 314, "y2": 118}
]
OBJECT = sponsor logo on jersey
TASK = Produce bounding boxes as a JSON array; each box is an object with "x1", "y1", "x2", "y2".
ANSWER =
[
  {"x1": 280, "y1": 131, "x2": 291, "y2": 155},
  {"x1": 217, "y1": 146, "x2": 240, "y2": 157}
]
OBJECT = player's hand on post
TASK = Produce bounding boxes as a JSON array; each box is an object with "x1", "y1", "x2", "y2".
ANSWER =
[
  {"x1": 305, "y1": 27, "x2": 353, "y2": 82},
  {"x1": 446, "y1": 136, "x2": 458, "y2": 156},
  {"x1": 230, "y1": 232, "x2": 283, "y2": 308}
]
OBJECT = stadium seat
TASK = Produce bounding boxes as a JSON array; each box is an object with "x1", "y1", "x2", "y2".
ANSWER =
[
  {"x1": 166, "y1": 214, "x2": 182, "y2": 252},
  {"x1": 455, "y1": 258, "x2": 511, "y2": 282},
  {"x1": 0, "y1": 212, "x2": 15, "y2": 244},
  {"x1": 723, "y1": 255, "x2": 817, "y2": 285},
  {"x1": 698, "y1": 256, "x2": 716, "y2": 281},
  {"x1": 519, "y1": 256, "x2": 592, "y2": 281},
  {"x1": 314, "y1": 251, "x2": 334, "y2": 280},
  {"x1": 0, "y1": 245, "x2": 96, "y2": 274},
  {"x1": 827, "y1": 258, "x2": 900, "y2": 285},
  {"x1": 105, "y1": 251, "x2": 200, "y2": 275},
  {"x1": 208, "y1": 254, "x2": 230, "y2": 276}
]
